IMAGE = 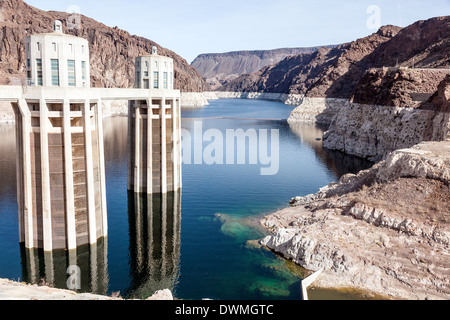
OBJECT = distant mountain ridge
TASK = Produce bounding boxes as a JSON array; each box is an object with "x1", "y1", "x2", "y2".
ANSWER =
[
  {"x1": 219, "y1": 16, "x2": 450, "y2": 99},
  {"x1": 191, "y1": 46, "x2": 336, "y2": 89},
  {"x1": 0, "y1": 0, "x2": 209, "y2": 92}
]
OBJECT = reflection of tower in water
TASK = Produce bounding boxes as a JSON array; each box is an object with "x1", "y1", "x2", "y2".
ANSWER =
[
  {"x1": 126, "y1": 191, "x2": 181, "y2": 298},
  {"x1": 20, "y1": 239, "x2": 109, "y2": 295}
]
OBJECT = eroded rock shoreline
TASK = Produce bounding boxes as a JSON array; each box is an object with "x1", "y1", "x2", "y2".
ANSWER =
[{"x1": 260, "y1": 142, "x2": 450, "y2": 300}]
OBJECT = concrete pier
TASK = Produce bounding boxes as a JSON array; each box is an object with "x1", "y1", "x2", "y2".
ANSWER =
[
  {"x1": 6, "y1": 85, "x2": 182, "y2": 250},
  {"x1": 127, "y1": 96, "x2": 182, "y2": 194},
  {"x1": 13, "y1": 96, "x2": 107, "y2": 251},
  {"x1": 128, "y1": 50, "x2": 182, "y2": 194}
]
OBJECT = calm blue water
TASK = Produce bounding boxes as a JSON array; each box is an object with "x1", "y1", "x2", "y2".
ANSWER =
[{"x1": 0, "y1": 99, "x2": 373, "y2": 300}]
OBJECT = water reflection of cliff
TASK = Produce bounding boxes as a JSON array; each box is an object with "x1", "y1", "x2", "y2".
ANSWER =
[
  {"x1": 288, "y1": 122, "x2": 374, "y2": 177},
  {"x1": 126, "y1": 192, "x2": 181, "y2": 299},
  {"x1": 20, "y1": 239, "x2": 109, "y2": 295},
  {"x1": 103, "y1": 117, "x2": 128, "y2": 163}
]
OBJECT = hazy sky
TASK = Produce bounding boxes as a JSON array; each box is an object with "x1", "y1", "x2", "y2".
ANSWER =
[{"x1": 26, "y1": 0, "x2": 450, "y2": 63}]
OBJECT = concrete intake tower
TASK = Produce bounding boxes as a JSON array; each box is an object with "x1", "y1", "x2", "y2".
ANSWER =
[{"x1": 7, "y1": 21, "x2": 181, "y2": 252}]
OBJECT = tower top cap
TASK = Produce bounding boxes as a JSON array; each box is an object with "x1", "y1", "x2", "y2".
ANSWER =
[{"x1": 53, "y1": 20, "x2": 63, "y2": 33}]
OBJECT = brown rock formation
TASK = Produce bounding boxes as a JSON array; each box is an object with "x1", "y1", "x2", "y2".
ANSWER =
[
  {"x1": 220, "y1": 25, "x2": 402, "y2": 96},
  {"x1": 352, "y1": 68, "x2": 450, "y2": 107},
  {"x1": 420, "y1": 74, "x2": 450, "y2": 112},
  {"x1": 221, "y1": 16, "x2": 450, "y2": 99},
  {"x1": 0, "y1": 0, "x2": 209, "y2": 91},
  {"x1": 261, "y1": 141, "x2": 450, "y2": 300},
  {"x1": 191, "y1": 46, "x2": 335, "y2": 90}
]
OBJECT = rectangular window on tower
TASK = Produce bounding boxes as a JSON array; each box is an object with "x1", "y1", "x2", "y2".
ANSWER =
[
  {"x1": 144, "y1": 61, "x2": 149, "y2": 76},
  {"x1": 163, "y1": 72, "x2": 168, "y2": 89},
  {"x1": 68, "y1": 60, "x2": 76, "y2": 87},
  {"x1": 136, "y1": 71, "x2": 141, "y2": 88},
  {"x1": 143, "y1": 79, "x2": 149, "y2": 89},
  {"x1": 153, "y1": 71, "x2": 159, "y2": 89},
  {"x1": 82, "y1": 61, "x2": 87, "y2": 80},
  {"x1": 36, "y1": 59, "x2": 43, "y2": 86},
  {"x1": 51, "y1": 59, "x2": 60, "y2": 86}
]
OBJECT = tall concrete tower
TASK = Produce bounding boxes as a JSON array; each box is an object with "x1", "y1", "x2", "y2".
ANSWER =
[
  {"x1": 25, "y1": 20, "x2": 90, "y2": 88},
  {"x1": 14, "y1": 21, "x2": 107, "y2": 251},
  {"x1": 128, "y1": 47, "x2": 182, "y2": 194}
]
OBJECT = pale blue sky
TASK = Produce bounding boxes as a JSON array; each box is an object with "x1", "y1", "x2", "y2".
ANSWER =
[{"x1": 26, "y1": 0, "x2": 450, "y2": 63}]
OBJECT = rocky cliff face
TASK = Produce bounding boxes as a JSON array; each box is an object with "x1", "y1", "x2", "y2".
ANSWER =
[
  {"x1": 261, "y1": 141, "x2": 450, "y2": 300},
  {"x1": 322, "y1": 73, "x2": 449, "y2": 161},
  {"x1": 191, "y1": 46, "x2": 334, "y2": 90},
  {"x1": 0, "y1": 0, "x2": 209, "y2": 92},
  {"x1": 221, "y1": 16, "x2": 449, "y2": 99},
  {"x1": 220, "y1": 25, "x2": 402, "y2": 96},
  {"x1": 352, "y1": 68, "x2": 450, "y2": 107}
]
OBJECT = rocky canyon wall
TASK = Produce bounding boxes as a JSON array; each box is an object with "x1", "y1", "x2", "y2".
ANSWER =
[
  {"x1": 261, "y1": 141, "x2": 450, "y2": 300},
  {"x1": 0, "y1": 0, "x2": 209, "y2": 92}
]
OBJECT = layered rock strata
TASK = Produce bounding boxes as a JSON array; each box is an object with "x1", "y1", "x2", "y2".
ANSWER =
[
  {"x1": 261, "y1": 141, "x2": 450, "y2": 300},
  {"x1": 323, "y1": 75, "x2": 450, "y2": 161}
]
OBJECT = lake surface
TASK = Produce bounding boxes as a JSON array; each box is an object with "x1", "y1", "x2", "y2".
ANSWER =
[{"x1": 0, "y1": 98, "x2": 373, "y2": 300}]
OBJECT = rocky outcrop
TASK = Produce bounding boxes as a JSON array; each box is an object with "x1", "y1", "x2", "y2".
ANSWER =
[
  {"x1": 288, "y1": 98, "x2": 349, "y2": 125},
  {"x1": 0, "y1": 0, "x2": 209, "y2": 92},
  {"x1": 420, "y1": 74, "x2": 450, "y2": 141},
  {"x1": 261, "y1": 141, "x2": 450, "y2": 300},
  {"x1": 322, "y1": 103, "x2": 437, "y2": 161},
  {"x1": 352, "y1": 68, "x2": 450, "y2": 107},
  {"x1": 191, "y1": 47, "x2": 334, "y2": 90},
  {"x1": 322, "y1": 75, "x2": 450, "y2": 161}
]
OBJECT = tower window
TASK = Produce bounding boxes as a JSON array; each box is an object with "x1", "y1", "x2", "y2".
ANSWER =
[
  {"x1": 82, "y1": 61, "x2": 87, "y2": 80},
  {"x1": 68, "y1": 60, "x2": 76, "y2": 87},
  {"x1": 144, "y1": 61, "x2": 149, "y2": 76},
  {"x1": 153, "y1": 71, "x2": 159, "y2": 89},
  {"x1": 163, "y1": 72, "x2": 168, "y2": 89},
  {"x1": 136, "y1": 71, "x2": 141, "y2": 88},
  {"x1": 36, "y1": 59, "x2": 43, "y2": 86},
  {"x1": 51, "y1": 59, "x2": 60, "y2": 86},
  {"x1": 52, "y1": 42, "x2": 57, "y2": 51}
]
